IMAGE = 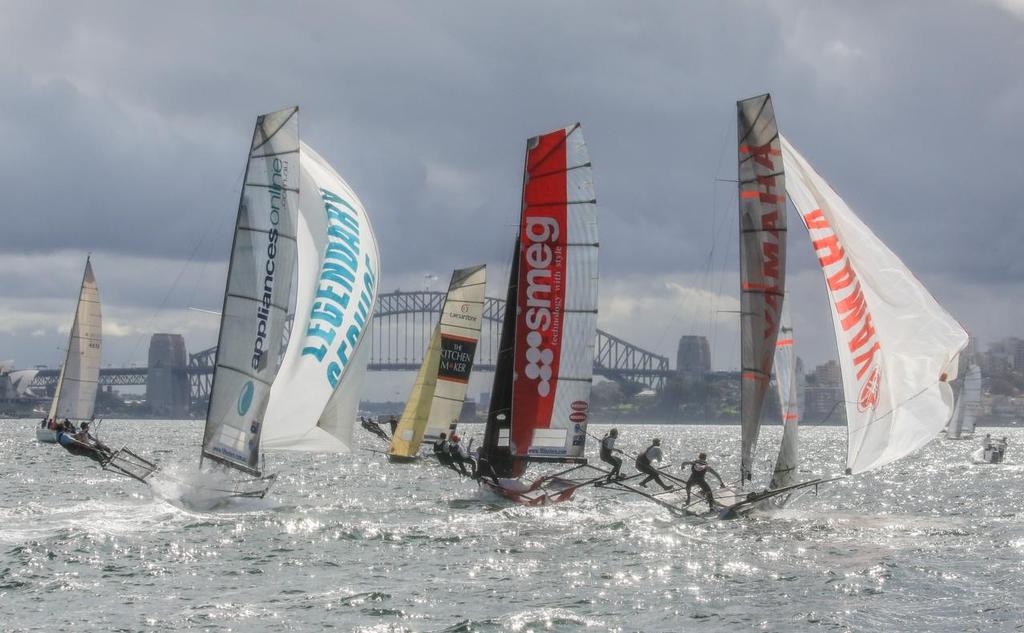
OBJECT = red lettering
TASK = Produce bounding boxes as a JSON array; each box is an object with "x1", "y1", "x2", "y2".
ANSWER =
[
  {"x1": 847, "y1": 311, "x2": 876, "y2": 353},
  {"x1": 827, "y1": 260, "x2": 856, "y2": 292},
  {"x1": 803, "y1": 209, "x2": 829, "y2": 229},
  {"x1": 762, "y1": 241, "x2": 780, "y2": 279},
  {"x1": 813, "y1": 234, "x2": 845, "y2": 267},
  {"x1": 837, "y1": 283, "x2": 868, "y2": 332},
  {"x1": 853, "y1": 342, "x2": 881, "y2": 380}
]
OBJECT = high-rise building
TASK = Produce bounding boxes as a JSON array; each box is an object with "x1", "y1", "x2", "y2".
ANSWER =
[
  {"x1": 676, "y1": 335, "x2": 711, "y2": 385},
  {"x1": 146, "y1": 333, "x2": 191, "y2": 418}
]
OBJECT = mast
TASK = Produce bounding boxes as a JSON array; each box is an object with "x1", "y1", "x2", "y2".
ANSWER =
[
  {"x1": 201, "y1": 107, "x2": 300, "y2": 476},
  {"x1": 737, "y1": 94, "x2": 787, "y2": 483},
  {"x1": 780, "y1": 134, "x2": 968, "y2": 474}
]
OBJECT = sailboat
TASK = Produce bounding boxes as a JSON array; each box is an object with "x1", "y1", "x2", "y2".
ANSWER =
[
  {"x1": 36, "y1": 257, "x2": 102, "y2": 443},
  {"x1": 946, "y1": 364, "x2": 981, "y2": 440},
  {"x1": 388, "y1": 265, "x2": 486, "y2": 462},
  {"x1": 714, "y1": 93, "x2": 968, "y2": 517},
  {"x1": 106, "y1": 106, "x2": 381, "y2": 495},
  {"x1": 474, "y1": 123, "x2": 607, "y2": 505}
]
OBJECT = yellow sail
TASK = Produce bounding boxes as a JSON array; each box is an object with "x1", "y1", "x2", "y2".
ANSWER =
[{"x1": 389, "y1": 326, "x2": 442, "y2": 459}]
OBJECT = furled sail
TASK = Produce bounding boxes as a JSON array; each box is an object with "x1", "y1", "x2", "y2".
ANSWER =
[
  {"x1": 737, "y1": 94, "x2": 787, "y2": 482},
  {"x1": 202, "y1": 107, "x2": 300, "y2": 476},
  {"x1": 389, "y1": 265, "x2": 486, "y2": 459},
  {"x1": 49, "y1": 257, "x2": 102, "y2": 421},
  {"x1": 769, "y1": 310, "x2": 799, "y2": 490},
  {"x1": 260, "y1": 141, "x2": 381, "y2": 452},
  {"x1": 482, "y1": 123, "x2": 598, "y2": 476},
  {"x1": 781, "y1": 135, "x2": 968, "y2": 474}
]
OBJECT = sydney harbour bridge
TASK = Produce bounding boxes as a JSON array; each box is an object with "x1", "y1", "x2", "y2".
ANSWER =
[{"x1": 30, "y1": 290, "x2": 672, "y2": 404}]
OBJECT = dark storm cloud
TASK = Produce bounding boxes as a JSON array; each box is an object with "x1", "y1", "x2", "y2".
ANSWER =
[{"x1": 1, "y1": 1, "x2": 1022, "y2": 370}]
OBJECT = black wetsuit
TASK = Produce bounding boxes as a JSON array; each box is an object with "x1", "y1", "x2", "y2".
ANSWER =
[
  {"x1": 685, "y1": 460, "x2": 715, "y2": 509},
  {"x1": 433, "y1": 439, "x2": 451, "y2": 466},
  {"x1": 448, "y1": 443, "x2": 474, "y2": 477},
  {"x1": 361, "y1": 419, "x2": 389, "y2": 442},
  {"x1": 635, "y1": 446, "x2": 671, "y2": 490},
  {"x1": 599, "y1": 435, "x2": 622, "y2": 478}
]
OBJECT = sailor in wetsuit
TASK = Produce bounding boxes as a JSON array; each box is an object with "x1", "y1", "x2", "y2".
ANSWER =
[
  {"x1": 360, "y1": 416, "x2": 390, "y2": 442},
  {"x1": 680, "y1": 452, "x2": 725, "y2": 511},
  {"x1": 388, "y1": 416, "x2": 399, "y2": 437},
  {"x1": 433, "y1": 432, "x2": 451, "y2": 466},
  {"x1": 599, "y1": 428, "x2": 624, "y2": 480},
  {"x1": 447, "y1": 434, "x2": 475, "y2": 477},
  {"x1": 75, "y1": 422, "x2": 113, "y2": 459},
  {"x1": 635, "y1": 438, "x2": 673, "y2": 491}
]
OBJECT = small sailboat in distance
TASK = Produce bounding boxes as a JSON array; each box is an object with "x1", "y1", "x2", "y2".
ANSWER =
[
  {"x1": 37, "y1": 257, "x2": 102, "y2": 444},
  {"x1": 474, "y1": 123, "x2": 608, "y2": 505},
  {"x1": 388, "y1": 265, "x2": 486, "y2": 463},
  {"x1": 946, "y1": 363, "x2": 981, "y2": 440}
]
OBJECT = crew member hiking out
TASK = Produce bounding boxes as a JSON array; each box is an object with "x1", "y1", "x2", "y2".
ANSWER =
[
  {"x1": 433, "y1": 432, "x2": 451, "y2": 466},
  {"x1": 600, "y1": 428, "x2": 624, "y2": 480},
  {"x1": 447, "y1": 434, "x2": 475, "y2": 478},
  {"x1": 680, "y1": 452, "x2": 725, "y2": 511},
  {"x1": 360, "y1": 416, "x2": 390, "y2": 442},
  {"x1": 635, "y1": 438, "x2": 672, "y2": 491}
]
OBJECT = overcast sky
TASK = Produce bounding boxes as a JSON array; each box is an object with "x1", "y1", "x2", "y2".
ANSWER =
[{"x1": 2, "y1": 1, "x2": 1022, "y2": 399}]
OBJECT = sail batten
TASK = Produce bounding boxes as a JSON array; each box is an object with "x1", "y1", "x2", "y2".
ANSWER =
[{"x1": 781, "y1": 134, "x2": 968, "y2": 474}]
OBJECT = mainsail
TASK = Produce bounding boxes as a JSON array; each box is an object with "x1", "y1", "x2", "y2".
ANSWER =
[
  {"x1": 737, "y1": 94, "x2": 787, "y2": 482},
  {"x1": 202, "y1": 107, "x2": 300, "y2": 476},
  {"x1": 49, "y1": 257, "x2": 102, "y2": 421},
  {"x1": 781, "y1": 135, "x2": 968, "y2": 474},
  {"x1": 769, "y1": 311, "x2": 799, "y2": 490},
  {"x1": 260, "y1": 141, "x2": 381, "y2": 452},
  {"x1": 948, "y1": 364, "x2": 982, "y2": 438},
  {"x1": 481, "y1": 123, "x2": 599, "y2": 477},
  {"x1": 389, "y1": 265, "x2": 486, "y2": 459}
]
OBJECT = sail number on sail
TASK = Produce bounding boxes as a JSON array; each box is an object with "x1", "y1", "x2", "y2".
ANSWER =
[{"x1": 301, "y1": 187, "x2": 378, "y2": 389}]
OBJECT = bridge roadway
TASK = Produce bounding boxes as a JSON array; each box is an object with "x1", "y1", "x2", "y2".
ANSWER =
[{"x1": 29, "y1": 290, "x2": 674, "y2": 399}]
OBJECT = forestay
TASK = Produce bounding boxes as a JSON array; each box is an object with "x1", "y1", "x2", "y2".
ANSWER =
[
  {"x1": 261, "y1": 142, "x2": 381, "y2": 453},
  {"x1": 202, "y1": 107, "x2": 300, "y2": 476},
  {"x1": 50, "y1": 257, "x2": 102, "y2": 421},
  {"x1": 737, "y1": 94, "x2": 787, "y2": 482},
  {"x1": 781, "y1": 135, "x2": 968, "y2": 474},
  {"x1": 390, "y1": 266, "x2": 486, "y2": 458}
]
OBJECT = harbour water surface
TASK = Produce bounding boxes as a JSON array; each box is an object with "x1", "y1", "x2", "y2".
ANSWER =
[{"x1": 1, "y1": 420, "x2": 1021, "y2": 632}]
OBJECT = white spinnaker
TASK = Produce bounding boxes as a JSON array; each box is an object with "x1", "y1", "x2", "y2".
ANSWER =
[
  {"x1": 961, "y1": 365, "x2": 982, "y2": 436},
  {"x1": 781, "y1": 135, "x2": 968, "y2": 474},
  {"x1": 50, "y1": 257, "x2": 102, "y2": 421},
  {"x1": 202, "y1": 107, "x2": 299, "y2": 475},
  {"x1": 261, "y1": 142, "x2": 380, "y2": 452},
  {"x1": 769, "y1": 311, "x2": 798, "y2": 489},
  {"x1": 422, "y1": 265, "x2": 487, "y2": 442}
]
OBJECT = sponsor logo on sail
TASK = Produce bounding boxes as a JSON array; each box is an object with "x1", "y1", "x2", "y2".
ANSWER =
[
  {"x1": 301, "y1": 188, "x2": 378, "y2": 389},
  {"x1": 804, "y1": 208, "x2": 882, "y2": 411},
  {"x1": 251, "y1": 157, "x2": 288, "y2": 372},
  {"x1": 237, "y1": 380, "x2": 254, "y2": 416},
  {"x1": 438, "y1": 335, "x2": 477, "y2": 383},
  {"x1": 521, "y1": 216, "x2": 563, "y2": 397}
]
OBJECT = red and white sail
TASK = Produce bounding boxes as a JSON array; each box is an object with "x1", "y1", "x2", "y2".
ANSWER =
[
  {"x1": 737, "y1": 94, "x2": 787, "y2": 482},
  {"x1": 509, "y1": 123, "x2": 598, "y2": 460},
  {"x1": 781, "y1": 135, "x2": 968, "y2": 474}
]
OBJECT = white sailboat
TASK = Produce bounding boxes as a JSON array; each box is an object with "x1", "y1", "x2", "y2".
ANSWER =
[
  {"x1": 106, "y1": 107, "x2": 381, "y2": 494},
  {"x1": 388, "y1": 265, "x2": 486, "y2": 462},
  {"x1": 36, "y1": 257, "x2": 102, "y2": 443},
  {"x1": 698, "y1": 94, "x2": 967, "y2": 518},
  {"x1": 946, "y1": 364, "x2": 981, "y2": 439}
]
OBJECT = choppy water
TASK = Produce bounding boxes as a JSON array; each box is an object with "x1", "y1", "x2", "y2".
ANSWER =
[{"x1": 1, "y1": 419, "x2": 1021, "y2": 632}]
